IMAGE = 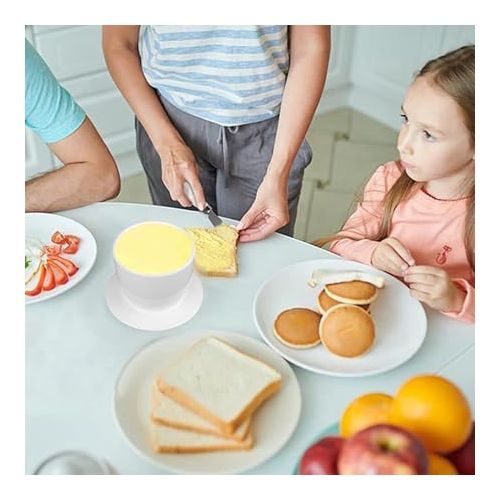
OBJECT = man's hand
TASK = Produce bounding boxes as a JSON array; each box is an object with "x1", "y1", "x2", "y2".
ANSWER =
[
  {"x1": 403, "y1": 265, "x2": 466, "y2": 313},
  {"x1": 371, "y1": 237, "x2": 415, "y2": 276},
  {"x1": 158, "y1": 143, "x2": 205, "y2": 210},
  {"x1": 237, "y1": 176, "x2": 289, "y2": 243}
]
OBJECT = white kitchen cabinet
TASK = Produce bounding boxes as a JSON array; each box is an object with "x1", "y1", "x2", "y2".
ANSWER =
[{"x1": 347, "y1": 25, "x2": 475, "y2": 129}]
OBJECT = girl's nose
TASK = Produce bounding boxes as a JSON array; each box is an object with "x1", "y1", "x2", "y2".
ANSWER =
[{"x1": 397, "y1": 128, "x2": 413, "y2": 156}]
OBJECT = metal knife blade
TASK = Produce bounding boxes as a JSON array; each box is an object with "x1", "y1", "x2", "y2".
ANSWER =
[
  {"x1": 183, "y1": 181, "x2": 223, "y2": 227},
  {"x1": 204, "y1": 204, "x2": 223, "y2": 227}
]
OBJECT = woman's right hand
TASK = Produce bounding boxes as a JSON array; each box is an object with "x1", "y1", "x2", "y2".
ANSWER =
[
  {"x1": 158, "y1": 143, "x2": 206, "y2": 210},
  {"x1": 371, "y1": 237, "x2": 415, "y2": 276}
]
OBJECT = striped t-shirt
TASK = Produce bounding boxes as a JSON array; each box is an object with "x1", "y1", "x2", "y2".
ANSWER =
[{"x1": 139, "y1": 25, "x2": 289, "y2": 126}]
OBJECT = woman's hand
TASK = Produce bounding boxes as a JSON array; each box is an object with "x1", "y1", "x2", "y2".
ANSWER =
[
  {"x1": 158, "y1": 143, "x2": 206, "y2": 210},
  {"x1": 237, "y1": 175, "x2": 289, "y2": 243},
  {"x1": 403, "y1": 265, "x2": 466, "y2": 313},
  {"x1": 371, "y1": 237, "x2": 415, "y2": 276}
]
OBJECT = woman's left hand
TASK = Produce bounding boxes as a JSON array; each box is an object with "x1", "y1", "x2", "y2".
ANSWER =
[
  {"x1": 236, "y1": 176, "x2": 289, "y2": 243},
  {"x1": 403, "y1": 265, "x2": 465, "y2": 313}
]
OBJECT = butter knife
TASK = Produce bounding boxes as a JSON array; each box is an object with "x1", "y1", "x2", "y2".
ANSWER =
[{"x1": 183, "y1": 181, "x2": 223, "y2": 227}]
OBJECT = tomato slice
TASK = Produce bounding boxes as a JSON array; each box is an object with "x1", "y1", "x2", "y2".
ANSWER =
[
  {"x1": 47, "y1": 260, "x2": 69, "y2": 285},
  {"x1": 47, "y1": 255, "x2": 79, "y2": 277},
  {"x1": 41, "y1": 263, "x2": 56, "y2": 291},
  {"x1": 51, "y1": 231, "x2": 67, "y2": 245},
  {"x1": 62, "y1": 242, "x2": 79, "y2": 254},
  {"x1": 25, "y1": 265, "x2": 46, "y2": 297},
  {"x1": 43, "y1": 244, "x2": 61, "y2": 256},
  {"x1": 62, "y1": 235, "x2": 80, "y2": 254},
  {"x1": 65, "y1": 235, "x2": 80, "y2": 245}
]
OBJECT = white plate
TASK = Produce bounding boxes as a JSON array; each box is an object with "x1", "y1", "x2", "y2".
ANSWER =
[
  {"x1": 106, "y1": 272, "x2": 203, "y2": 331},
  {"x1": 114, "y1": 330, "x2": 301, "y2": 474},
  {"x1": 25, "y1": 213, "x2": 97, "y2": 305},
  {"x1": 253, "y1": 258, "x2": 427, "y2": 377}
]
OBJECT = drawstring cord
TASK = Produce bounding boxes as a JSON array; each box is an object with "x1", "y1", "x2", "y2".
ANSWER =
[{"x1": 217, "y1": 125, "x2": 239, "y2": 187}]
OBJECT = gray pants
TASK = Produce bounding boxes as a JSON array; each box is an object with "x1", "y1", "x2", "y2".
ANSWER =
[{"x1": 135, "y1": 95, "x2": 313, "y2": 236}]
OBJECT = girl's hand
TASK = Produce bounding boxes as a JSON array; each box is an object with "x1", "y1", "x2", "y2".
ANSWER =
[
  {"x1": 371, "y1": 237, "x2": 415, "y2": 276},
  {"x1": 158, "y1": 143, "x2": 206, "y2": 209},
  {"x1": 237, "y1": 175, "x2": 289, "y2": 243},
  {"x1": 403, "y1": 265, "x2": 466, "y2": 313}
]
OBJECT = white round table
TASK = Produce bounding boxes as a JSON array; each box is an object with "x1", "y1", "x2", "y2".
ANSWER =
[{"x1": 25, "y1": 202, "x2": 474, "y2": 474}]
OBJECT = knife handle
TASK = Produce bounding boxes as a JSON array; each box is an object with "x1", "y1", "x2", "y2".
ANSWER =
[{"x1": 183, "y1": 181, "x2": 197, "y2": 206}]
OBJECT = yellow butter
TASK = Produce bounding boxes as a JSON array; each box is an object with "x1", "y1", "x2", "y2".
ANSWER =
[{"x1": 114, "y1": 222, "x2": 193, "y2": 275}]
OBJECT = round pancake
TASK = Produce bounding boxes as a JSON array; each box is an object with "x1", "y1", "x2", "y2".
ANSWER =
[
  {"x1": 273, "y1": 308, "x2": 321, "y2": 348},
  {"x1": 319, "y1": 304, "x2": 375, "y2": 358},
  {"x1": 324, "y1": 280, "x2": 378, "y2": 305},
  {"x1": 317, "y1": 289, "x2": 370, "y2": 315}
]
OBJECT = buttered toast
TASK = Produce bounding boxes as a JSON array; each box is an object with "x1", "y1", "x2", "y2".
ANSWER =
[{"x1": 186, "y1": 224, "x2": 239, "y2": 277}]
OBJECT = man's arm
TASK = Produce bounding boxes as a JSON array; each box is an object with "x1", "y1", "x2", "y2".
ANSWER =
[
  {"x1": 238, "y1": 26, "x2": 331, "y2": 242},
  {"x1": 25, "y1": 117, "x2": 120, "y2": 212}
]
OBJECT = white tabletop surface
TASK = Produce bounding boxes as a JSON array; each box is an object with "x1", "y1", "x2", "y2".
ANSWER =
[{"x1": 25, "y1": 202, "x2": 475, "y2": 474}]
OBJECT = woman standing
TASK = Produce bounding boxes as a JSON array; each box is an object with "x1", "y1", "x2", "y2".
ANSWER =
[{"x1": 103, "y1": 25, "x2": 330, "y2": 242}]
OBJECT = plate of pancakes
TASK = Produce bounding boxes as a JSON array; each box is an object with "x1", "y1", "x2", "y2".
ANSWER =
[{"x1": 253, "y1": 258, "x2": 427, "y2": 377}]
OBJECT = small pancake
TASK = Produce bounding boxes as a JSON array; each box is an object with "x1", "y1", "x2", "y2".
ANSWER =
[
  {"x1": 319, "y1": 304, "x2": 375, "y2": 358},
  {"x1": 317, "y1": 289, "x2": 370, "y2": 315},
  {"x1": 273, "y1": 308, "x2": 321, "y2": 349},
  {"x1": 324, "y1": 280, "x2": 378, "y2": 305}
]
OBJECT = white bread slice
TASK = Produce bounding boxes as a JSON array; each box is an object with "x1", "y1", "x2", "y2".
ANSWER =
[
  {"x1": 150, "y1": 419, "x2": 253, "y2": 453},
  {"x1": 186, "y1": 224, "x2": 238, "y2": 277},
  {"x1": 308, "y1": 269, "x2": 385, "y2": 289},
  {"x1": 155, "y1": 337, "x2": 282, "y2": 435},
  {"x1": 150, "y1": 383, "x2": 251, "y2": 441}
]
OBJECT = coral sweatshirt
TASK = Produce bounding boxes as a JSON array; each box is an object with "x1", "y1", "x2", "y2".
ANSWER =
[{"x1": 329, "y1": 161, "x2": 474, "y2": 323}]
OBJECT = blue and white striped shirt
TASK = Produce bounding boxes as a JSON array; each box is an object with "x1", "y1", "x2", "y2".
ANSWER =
[{"x1": 139, "y1": 25, "x2": 289, "y2": 126}]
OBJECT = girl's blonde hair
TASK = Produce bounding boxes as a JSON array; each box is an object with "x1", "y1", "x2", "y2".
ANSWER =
[{"x1": 314, "y1": 45, "x2": 475, "y2": 270}]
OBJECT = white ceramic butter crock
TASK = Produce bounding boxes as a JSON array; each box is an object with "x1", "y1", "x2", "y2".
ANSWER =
[{"x1": 113, "y1": 222, "x2": 195, "y2": 310}]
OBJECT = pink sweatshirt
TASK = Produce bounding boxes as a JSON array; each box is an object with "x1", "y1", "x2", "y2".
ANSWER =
[{"x1": 329, "y1": 161, "x2": 474, "y2": 323}]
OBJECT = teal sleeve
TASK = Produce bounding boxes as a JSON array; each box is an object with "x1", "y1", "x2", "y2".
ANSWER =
[{"x1": 25, "y1": 39, "x2": 86, "y2": 144}]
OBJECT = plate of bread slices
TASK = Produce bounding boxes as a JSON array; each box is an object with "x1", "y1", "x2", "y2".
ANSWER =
[
  {"x1": 114, "y1": 331, "x2": 301, "y2": 474},
  {"x1": 253, "y1": 258, "x2": 427, "y2": 377}
]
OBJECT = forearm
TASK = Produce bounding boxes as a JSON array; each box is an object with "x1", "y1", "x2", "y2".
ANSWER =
[
  {"x1": 102, "y1": 29, "x2": 183, "y2": 153},
  {"x1": 25, "y1": 160, "x2": 119, "y2": 212},
  {"x1": 442, "y1": 279, "x2": 475, "y2": 324},
  {"x1": 267, "y1": 27, "x2": 330, "y2": 184}
]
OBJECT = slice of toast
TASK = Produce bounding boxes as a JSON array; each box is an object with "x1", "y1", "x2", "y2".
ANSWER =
[
  {"x1": 150, "y1": 383, "x2": 251, "y2": 441},
  {"x1": 186, "y1": 224, "x2": 239, "y2": 277},
  {"x1": 150, "y1": 419, "x2": 253, "y2": 453},
  {"x1": 155, "y1": 337, "x2": 282, "y2": 435}
]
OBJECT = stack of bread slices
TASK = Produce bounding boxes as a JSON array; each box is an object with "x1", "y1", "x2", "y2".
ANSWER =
[{"x1": 149, "y1": 336, "x2": 282, "y2": 453}]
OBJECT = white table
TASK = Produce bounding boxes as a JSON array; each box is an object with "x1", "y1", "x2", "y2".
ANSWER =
[{"x1": 25, "y1": 202, "x2": 475, "y2": 474}]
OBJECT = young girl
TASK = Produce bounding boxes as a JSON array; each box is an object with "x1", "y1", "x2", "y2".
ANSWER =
[{"x1": 315, "y1": 45, "x2": 475, "y2": 323}]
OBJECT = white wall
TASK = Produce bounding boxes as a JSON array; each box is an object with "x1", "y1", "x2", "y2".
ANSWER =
[{"x1": 25, "y1": 25, "x2": 475, "y2": 180}]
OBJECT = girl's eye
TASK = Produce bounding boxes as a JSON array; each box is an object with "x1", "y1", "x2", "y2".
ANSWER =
[
  {"x1": 423, "y1": 130, "x2": 436, "y2": 142},
  {"x1": 400, "y1": 113, "x2": 408, "y2": 124}
]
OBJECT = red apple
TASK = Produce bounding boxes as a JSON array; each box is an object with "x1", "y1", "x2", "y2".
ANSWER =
[
  {"x1": 337, "y1": 424, "x2": 428, "y2": 475},
  {"x1": 299, "y1": 436, "x2": 345, "y2": 474},
  {"x1": 445, "y1": 422, "x2": 474, "y2": 475}
]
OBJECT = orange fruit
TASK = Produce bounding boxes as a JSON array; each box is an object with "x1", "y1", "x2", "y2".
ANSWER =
[
  {"x1": 428, "y1": 453, "x2": 458, "y2": 475},
  {"x1": 389, "y1": 375, "x2": 472, "y2": 453},
  {"x1": 339, "y1": 393, "x2": 393, "y2": 438}
]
